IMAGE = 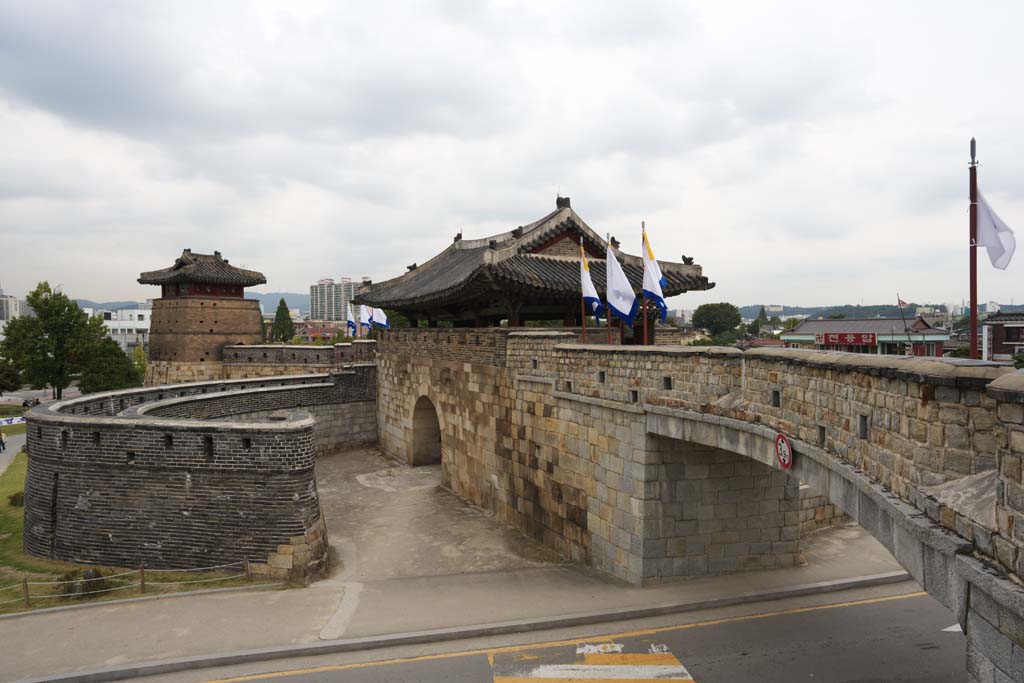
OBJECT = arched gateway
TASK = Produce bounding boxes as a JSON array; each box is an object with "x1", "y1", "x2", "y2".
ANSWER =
[{"x1": 411, "y1": 395, "x2": 442, "y2": 466}]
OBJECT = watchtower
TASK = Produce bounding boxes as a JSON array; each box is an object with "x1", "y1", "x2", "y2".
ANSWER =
[{"x1": 139, "y1": 249, "x2": 266, "y2": 385}]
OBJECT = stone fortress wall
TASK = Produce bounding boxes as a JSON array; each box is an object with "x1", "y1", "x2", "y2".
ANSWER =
[
  {"x1": 146, "y1": 339, "x2": 377, "y2": 386},
  {"x1": 24, "y1": 354, "x2": 377, "y2": 581},
  {"x1": 376, "y1": 328, "x2": 1024, "y2": 681}
]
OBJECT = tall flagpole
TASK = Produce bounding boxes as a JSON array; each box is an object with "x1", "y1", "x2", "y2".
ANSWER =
[
  {"x1": 969, "y1": 138, "x2": 979, "y2": 359},
  {"x1": 606, "y1": 233, "x2": 613, "y2": 345},
  {"x1": 641, "y1": 222, "x2": 649, "y2": 346},
  {"x1": 580, "y1": 236, "x2": 587, "y2": 343}
]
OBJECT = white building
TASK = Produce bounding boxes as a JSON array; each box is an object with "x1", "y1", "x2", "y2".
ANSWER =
[
  {"x1": 309, "y1": 277, "x2": 361, "y2": 322},
  {"x1": 82, "y1": 303, "x2": 151, "y2": 353},
  {"x1": 0, "y1": 286, "x2": 28, "y2": 343}
]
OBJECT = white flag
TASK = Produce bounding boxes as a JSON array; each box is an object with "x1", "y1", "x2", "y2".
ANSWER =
[
  {"x1": 641, "y1": 227, "x2": 668, "y2": 322},
  {"x1": 580, "y1": 242, "x2": 603, "y2": 321},
  {"x1": 371, "y1": 307, "x2": 389, "y2": 328},
  {"x1": 605, "y1": 241, "x2": 638, "y2": 325},
  {"x1": 346, "y1": 303, "x2": 357, "y2": 335},
  {"x1": 358, "y1": 304, "x2": 373, "y2": 331},
  {"x1": 977, "y1": 192, "x2": 1016, "y2": 270}
]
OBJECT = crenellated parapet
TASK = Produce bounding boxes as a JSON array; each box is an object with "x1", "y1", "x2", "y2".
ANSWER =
[{"x1": 23, "y1": 365, "x2": 378, "y2": 581}]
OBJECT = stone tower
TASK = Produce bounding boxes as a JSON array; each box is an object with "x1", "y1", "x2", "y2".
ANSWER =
[{"x1": 139, "y1": 249, "x2": 266, "y2": 385}]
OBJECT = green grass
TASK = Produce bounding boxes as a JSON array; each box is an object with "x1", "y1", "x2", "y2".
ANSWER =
[
  {"x1": 0, "y1": 451, "x2": 273, "y2": 614},
  {"x1": 1, "y1": 423, "x2": 25, "y2": 436},
  {"x1": 1, "y1": 404, "x2": 26, "y2": 437}
]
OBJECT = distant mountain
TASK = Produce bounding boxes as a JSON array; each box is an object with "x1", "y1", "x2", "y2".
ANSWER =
[
  {"x1": 76, "y1": 299, "x2": 142, "y2": 311},
  {"x1": 739, "y1": 303, "x2": 950, "y2": 320},
  {"x1": 249, "y1": 292, "x2": 310, "y2": 315}
]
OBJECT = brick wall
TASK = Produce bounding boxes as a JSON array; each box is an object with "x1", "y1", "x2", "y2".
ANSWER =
[
  {"x1": 23, "y1": 413, "x2": 321, "y2": 572},
  {"x1": 23, "y1": 364, "x2": 377, "y2": 576},
  {"x1": 148, "y1": 297, "x2": 264, "y2": 363}
]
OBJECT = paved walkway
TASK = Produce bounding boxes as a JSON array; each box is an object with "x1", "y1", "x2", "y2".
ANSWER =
[
  {"x1": 0, "y1": 432, "x2": 24, "y2": 475},
  {"x1": 0, "y1": 449, "x2": 907, "y2": 681}
]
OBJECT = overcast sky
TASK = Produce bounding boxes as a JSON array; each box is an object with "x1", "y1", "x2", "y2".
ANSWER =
[{"x1": 1, "y1": 1, "x2": 1021, "y2": 310}]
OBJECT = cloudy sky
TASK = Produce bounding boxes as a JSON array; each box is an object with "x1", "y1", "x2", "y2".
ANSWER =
[{"x1": 1, "y1": 1, "x2": 1021, "y2": 310}]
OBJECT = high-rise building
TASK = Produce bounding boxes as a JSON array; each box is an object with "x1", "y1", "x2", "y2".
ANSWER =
[
  {"x1": 310, "y1": 277, "x2": 362, "y2": 322},
  {"x1": 310, "y1": 279, "x2": 343, "y2": 321}
]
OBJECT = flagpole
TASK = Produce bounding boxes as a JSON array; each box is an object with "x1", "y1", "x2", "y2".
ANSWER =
[
  {"x1": 641, "y1": 222, "x2": 649, "y2": 346},
  {"x1": 897, "y1": 294, "x2": 913, "y2": 355},
  {"x1": 969, "y1": 138, "x2": 979, "y2": 359},
  {"x1": 580, "y1": 239, "x2": 587, "y2": 343},
  {"x1": 606, "y1": 233, "x2": 612, "y2": 345}
]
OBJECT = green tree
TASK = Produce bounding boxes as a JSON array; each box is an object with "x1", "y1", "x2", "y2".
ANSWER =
[
  {"x1": 1013, "y1": 352, "x2": 1024, "y2": 369},
  {"x1": 384, "y1": 309, "x2": 410, "y2": 329},
  {"x1": 269, "y1": 298, "x2": 296, "y2": 342},
  {"x1": 79, "y1": 338, "x2": 142, "y2": 394},
  {"x1": 825, "y1": 312, "x2": 847, "y2": 319},
  {"x1": 0, "y1": 359, "x2": 20, "y2": 395},
  {"x1": 0, "y1": 282, "x2": 96, "y2": 399},
  {"x1": 132, "y1": 345, "x2": 147, "y2": 381},
  {"x1": 692, "y1": 303, "x2": 742, "y2": 337}
]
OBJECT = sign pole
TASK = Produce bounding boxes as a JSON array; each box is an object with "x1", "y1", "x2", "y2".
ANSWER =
[{"x1": 969, "y1": 138, "x2": 979, "y2": 359}]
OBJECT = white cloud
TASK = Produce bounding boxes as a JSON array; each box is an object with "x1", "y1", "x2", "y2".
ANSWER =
[{"x1": 0, "y1": 0, "x2": 1021, "y2": 310}]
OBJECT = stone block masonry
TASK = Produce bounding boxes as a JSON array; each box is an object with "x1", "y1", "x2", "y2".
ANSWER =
[
  {"x1": 24, "y1": 356, "x2": 378, "y2": 579},
  {"x1": 146, "y1": 340, "x2": 377, "y2": 386}
]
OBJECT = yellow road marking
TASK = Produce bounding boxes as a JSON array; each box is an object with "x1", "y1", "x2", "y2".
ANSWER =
[
  {"x1": 580, "y1": 653, "x2": 682, "y2": 666},
  {"x1": 492, "y1": 678, "x2": 693, "y2": 683},
  {"x1": 200, "y1": 591, "x2": 927, "y2": 683}
]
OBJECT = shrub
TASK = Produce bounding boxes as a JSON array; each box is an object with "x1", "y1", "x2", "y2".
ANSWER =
[{"x1": 7, "y1": 490, "x2": 23, "y2": 507}]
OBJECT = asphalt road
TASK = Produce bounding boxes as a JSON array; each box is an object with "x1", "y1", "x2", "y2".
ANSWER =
[
  {"x1": 0, "y1": 431, "x2": 24, "y2": 475},
  {"x1": 184, "y1": 591, "x2": 964, "y2": 683}
]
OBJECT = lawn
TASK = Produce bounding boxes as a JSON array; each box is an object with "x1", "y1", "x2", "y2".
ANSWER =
[
  {"x1": 0, "y1": 450, "x2": 273, "y2": 614},
  {"x1": 1, "y1": 404, "x2": 26, "y2": 437},
  {"x1": 1, "y1": 423, "x2": 25, "y2": 436}
]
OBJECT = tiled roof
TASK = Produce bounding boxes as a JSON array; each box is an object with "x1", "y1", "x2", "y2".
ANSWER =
[
  {"x1": 984, "y1": 312, "x2": 1024, "y2": 323},
  {"x1": 356, "y1": 203, "x2": 713, "y2": 308},
  {"x1": 139, "y1": 250, "x2": 266, "y2": 287},
  {"x1": 786, "y1": 316, "x2": 948, "y2": 337}
]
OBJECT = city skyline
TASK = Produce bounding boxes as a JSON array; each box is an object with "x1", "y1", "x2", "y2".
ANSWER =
[{"x1": 0, "y1": 2, "x2": 1021, "y2": 309}]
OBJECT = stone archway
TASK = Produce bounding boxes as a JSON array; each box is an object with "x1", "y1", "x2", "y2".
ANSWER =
[{"x1": 411, "y1": 395, "x2": 442, "y2": 466}]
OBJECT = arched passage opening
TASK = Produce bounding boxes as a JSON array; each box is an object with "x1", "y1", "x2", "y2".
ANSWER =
[{"x1": 411, "y1": 395, "x2": 442, "y2": 466}]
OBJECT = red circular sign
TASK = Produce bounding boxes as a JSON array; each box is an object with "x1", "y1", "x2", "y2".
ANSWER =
[{"x1": 775, "y1": 433, "x2": 793, "y2": 470}]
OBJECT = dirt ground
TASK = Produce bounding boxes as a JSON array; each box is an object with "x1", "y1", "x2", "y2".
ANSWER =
[{"x1": 314, "y1": 448, "x2": 563, "y2": 582}]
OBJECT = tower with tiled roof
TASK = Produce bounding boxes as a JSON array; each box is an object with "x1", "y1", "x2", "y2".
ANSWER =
[{"x1": 139, "y1": 249, "x2": 266, "y2": 384}]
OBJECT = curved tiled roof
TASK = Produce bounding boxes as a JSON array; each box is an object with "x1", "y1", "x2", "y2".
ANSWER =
[
  {"x1": 139, "y1": 250, "x2": 266, "y2": 287},
  {"x1": 356, "y1": 202, "x2": 713, "y2": 309}
]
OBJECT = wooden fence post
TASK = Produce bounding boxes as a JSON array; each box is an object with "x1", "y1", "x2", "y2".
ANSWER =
[
  {"x1": 245, "y1": 558, "x2": 251, "y2": 581},
  {"x1": 21, "y1": 578, "x2": 29, "y2": 608},
  {"x1": 139, "y1": 562, "x2": 146, "y2": 594}
]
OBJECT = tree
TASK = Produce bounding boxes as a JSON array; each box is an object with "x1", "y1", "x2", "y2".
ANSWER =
[
  {"x1": 384, "y1": 309, "x2": 410, "y2": 329},
  {"x1": 269, "y1": 298, "x2": 295, "y2": 342},
  {"x1": 79, "y1": 338, "x2": 143, "y2": 394},
  {"x1": 132, "y1": 345, "x2": 147, "y2": 381},
  {"x1": 692, "y1": 303, "x2": 742, "y2": 337},
  {"x1": 0, "y1": 359, "x2": 20, "y2": 395},
  {"x1": 1014, "y1": 352, "x2": 1024, "y2": 370},
  {"x1": 0, "y1": 282, "x2": 96, "y2": 399},
  {"x1": 825, "y1": 312, "x2": 847, "y2": 319},
  {"x1": 782, "y1": 317, "x2": 803, "y2": 332}
]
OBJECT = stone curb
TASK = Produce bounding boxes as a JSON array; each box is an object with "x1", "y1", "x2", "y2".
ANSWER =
[
  {"x1": 16, "y1": 570, "x2": 911, "y2": 683},
  {"x1": 0, "y1": 582, "x2": 284, "y2": 622}
]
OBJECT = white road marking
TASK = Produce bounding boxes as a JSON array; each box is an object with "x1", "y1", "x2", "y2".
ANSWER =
[
  {"x1": 576, "y1": 642, "x2": 624, "y2": 654},
  {"x1": 519, "y1": 663, "x2": 692, "y2": 679},
  {"x1": 943, "y1": 623, "x2": 963, "y2": 632},
  {"x1": 319, "y1": 581, "x2": 363, "y2": 640}
]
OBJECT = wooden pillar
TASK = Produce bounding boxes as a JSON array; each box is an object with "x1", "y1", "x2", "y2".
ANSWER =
[{"x1": 506, "y1": 299, "x2": 522, "y2": 327}]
